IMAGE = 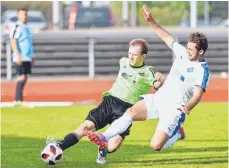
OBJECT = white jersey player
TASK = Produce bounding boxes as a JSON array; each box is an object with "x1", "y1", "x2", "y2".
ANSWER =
[{"x1": 87, "y1": 4, "x2": 210, "y2": 153}]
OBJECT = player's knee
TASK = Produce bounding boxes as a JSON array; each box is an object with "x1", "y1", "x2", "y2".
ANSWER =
[
  {"x1": 85, "y1": 120, "x2": 95, "y2": 130},
  {"x1": 151, "y1": 142, "x2": 163, "y2": 151},
  {"x1": 126, "y1": 107, "x2": 137, "y2": 118},
  {"x1": 75, "y1": 121, "x2": 95, "y2": 137}
]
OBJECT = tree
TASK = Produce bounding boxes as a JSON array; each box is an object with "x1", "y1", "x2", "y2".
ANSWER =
[{"x1": 111, "y1": 1, "x2": 212, "y2": 26}]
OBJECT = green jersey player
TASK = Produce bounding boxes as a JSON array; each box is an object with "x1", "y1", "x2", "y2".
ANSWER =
[{"x1": 44, "y1": 39, "x2": 165, "y2": 164}]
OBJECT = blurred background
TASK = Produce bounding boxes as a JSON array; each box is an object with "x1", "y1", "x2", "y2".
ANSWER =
[
  {"x1": 1, "y1": 1, "x2": 228, "y2": 31},
  {"x1": 1, "y1": 1, "x2": 228, "y2": 103}
]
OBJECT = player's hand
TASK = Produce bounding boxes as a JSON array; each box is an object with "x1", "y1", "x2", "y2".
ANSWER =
[
  {"x1": 155, "y1": 72, "x2": 165, "y2": 84},
  {"x1": 178, "y1": 107, "x2": 190, "y2": 115},
  {"x1": 32, "y1": 58, "x2": 36, "y2": 64},
  {"x1": 143, "y1": 4, "x2": 155, "y2": 24},
  {"x1": 16, "y1": 57, "x2": 22, "y2": 66}
]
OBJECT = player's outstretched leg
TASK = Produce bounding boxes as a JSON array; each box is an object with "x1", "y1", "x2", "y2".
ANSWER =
[
  {"x1": 43, "y1": 120, "x2": 95, "y2": 152},
  {"x1": 151, "y1": 112, "x2": 186, "y2": 151},
  {"x1": 161, "y1": 126, "x2": 186, "y2": 150},
  {"x1": 87, "y1": 131, "x2": 108, "y2": 149}
]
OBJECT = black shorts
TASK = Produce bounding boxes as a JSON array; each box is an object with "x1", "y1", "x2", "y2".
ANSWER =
[
  {"x1": 85, "y1": 95, "x2": 133, "y2": 139},
  {"x1": 15, "y1": 62, "x2": 32, "y2": 76}
]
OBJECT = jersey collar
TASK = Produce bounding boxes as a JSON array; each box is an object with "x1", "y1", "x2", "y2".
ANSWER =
[
  {"x1": 200, "y1": 58, "x2": 206, "y2": 62},
  {"x1": 129, "y1": 63, "x2": 145, "y2": 68}
]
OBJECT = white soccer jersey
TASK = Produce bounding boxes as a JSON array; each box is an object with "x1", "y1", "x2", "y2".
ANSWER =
[{"x1": 156, "y1": 41, "x2": 210, "y2": 105}]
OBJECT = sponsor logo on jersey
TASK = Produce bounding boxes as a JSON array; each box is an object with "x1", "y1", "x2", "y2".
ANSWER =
[
  {"x1": 187, "y1": 67, "x2": 194, "y2": 72},
  {"x1": 180, "y1": 75, "x2": 185, "y2": 81},
  {"x1": 139, "y1": 73, "x2": 145, "y2": 76},
  {"x1": 121, "y1": 72, "x2": 136, "y2": 84}
]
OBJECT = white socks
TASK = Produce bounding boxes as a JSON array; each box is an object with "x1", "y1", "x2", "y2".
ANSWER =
[
  {"x1": 162, "y1": 132, "x2": 181, "y2": 150},
  {"x1": 103, "y1": 113, "x2": 133, "y2": 140}
]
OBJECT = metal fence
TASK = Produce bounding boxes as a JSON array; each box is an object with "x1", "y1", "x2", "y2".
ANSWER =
[{"x1": 1, "y1": 28, "x2": 228, "y2": 80}]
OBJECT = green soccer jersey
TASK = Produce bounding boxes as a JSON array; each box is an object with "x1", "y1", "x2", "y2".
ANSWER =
[{"x1": 103, "y1": 57, "x2": 157, "y2": 104}]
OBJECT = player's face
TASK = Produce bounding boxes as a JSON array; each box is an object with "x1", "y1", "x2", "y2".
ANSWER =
[
  {"x1": 187, "y1": 42, "x2": 201, "y2": 61},
  {"x1": 128, "y1": 45, "x2": 145, "y2": 66},
  {"x1": 18, "y1": 10, "x2": 28, "y2": 23}
]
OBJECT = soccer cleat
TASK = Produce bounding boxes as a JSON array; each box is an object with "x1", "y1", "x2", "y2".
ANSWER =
[
  {"x1": 87, "y1": 131, "x2": 108, "y2": 149},
  {"x1": 13, "y1": 101, "x2": 34, "y2": 108},
  {"x1": 13, "y1": 101, "x2": 23, "y2": 107},
  {"x1": 96, "y1": 147, "x2": 107, "y2": 164},
  {"x1": 179, "y1": 126, "x2": 186, "y2": 140}
]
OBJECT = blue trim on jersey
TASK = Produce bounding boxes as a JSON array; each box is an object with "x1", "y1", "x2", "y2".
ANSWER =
[
  {"x1": 200, "y1": 59, "x2": 206, "y2": 62},
  {"x1": 180, "y1": 75, "x2": 185, "y2": 81},
  {"x1": 200, "y1": 64, "x2": 210, "y2": 91},
  {"x1": 171, "y1": 112, "x2": 185, "y2": 138}
]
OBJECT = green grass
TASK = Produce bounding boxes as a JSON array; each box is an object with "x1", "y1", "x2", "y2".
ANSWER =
[{"x1": 1, "y1": 103, "x2": 228, "y2": 168}]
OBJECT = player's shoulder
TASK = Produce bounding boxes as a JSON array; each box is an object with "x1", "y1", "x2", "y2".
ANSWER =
[
  {"x1": 10, "y1": 22, "x2": 21, "y2": 38},
  {"x1": 119, "y1": 57, "x2": 128, "y2": 64},
  {"x1": 195, "y1": 60, "x2": 210, "y2": 74},
  {"x1": 172, "y1": 41, "x2": 188, "y2": 58},
  {"x1": 120, "y1": 57, "x2": 128, "y2": 61},
  {"x1": 10, "y1": 22, "x2": 20, "y2": 32},
  {"x1": 172, "y1": 41, "x2": 186, "y2": 50},
  {"x1": 197, "y1": 60, "x2": 209, "y2": 69}
]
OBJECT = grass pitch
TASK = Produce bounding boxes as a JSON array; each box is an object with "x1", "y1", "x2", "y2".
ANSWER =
[{"x1": 1, "y1": 103, "x2": 228, "y2": 168}]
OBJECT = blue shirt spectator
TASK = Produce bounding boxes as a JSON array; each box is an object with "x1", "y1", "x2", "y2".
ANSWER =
[
  {"x1": 10, "y1": 8, "x2": 35, "y2": 107},
  {"x1": 10, "y1": 20, "x2": 34, "y2": 62}
]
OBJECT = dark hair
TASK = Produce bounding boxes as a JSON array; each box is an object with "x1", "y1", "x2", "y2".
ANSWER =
[
  {"x1": 188, "y1": 32, "x2": 208, "y2": 54},
  {"x1": 17, "y1": 8, "x2": 28, "y2": 13},
  {"x1": 129, "y1": 39, "x2": 149, "y2": 55}
]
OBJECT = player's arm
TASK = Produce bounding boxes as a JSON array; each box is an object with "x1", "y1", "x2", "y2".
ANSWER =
[
  {"x1": 143, "y1": 4, "x2": 175, "y2": 50},
  {"x1": 181, "y1": 66, "x2": 210, "y2": 114},
  {"x1": 10, "y1": 25, "x2": 22, "y2": 65},
  {"x1": 10, "y1": 38, "x2": 21, "y2": 64},
  {"x1": 153, "y1": 72, "x2": 165, "y2": 90},
  {"x1": 182, "y1": 86, "x2": 204, "y2": 114}
]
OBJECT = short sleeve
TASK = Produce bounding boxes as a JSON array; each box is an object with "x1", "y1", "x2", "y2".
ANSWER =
[
  {"x1": 119, "y1": 57, "x2": 127, "y2": 67},
  {"x1": 172, "y1": 41, "x2": 188, "y2": 60},
  {"x1": 10, "y1": 24, "x2": 20, "y2": 39},
  {"x1": 194, "y1": 64, "x2": 210, "y2": 92}
]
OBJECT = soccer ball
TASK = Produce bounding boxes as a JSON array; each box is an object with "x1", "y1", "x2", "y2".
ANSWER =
[{"x1": 41, "y1": 143, "x2": 63, "y2": 165}]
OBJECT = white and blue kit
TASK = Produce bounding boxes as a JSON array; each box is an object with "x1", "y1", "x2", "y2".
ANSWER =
[{"x1": 141, "y1": 41, "x2": 210, "y2": 137}]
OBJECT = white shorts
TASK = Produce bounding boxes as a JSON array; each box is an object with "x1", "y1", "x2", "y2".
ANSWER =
[{"x1": 140, "y1": 94, "x2": 185, "y2": 137}]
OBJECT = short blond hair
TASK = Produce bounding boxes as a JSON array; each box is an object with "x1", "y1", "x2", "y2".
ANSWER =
[{"x1": 129, "y1": 39, "x2": 149, "y2": 55}]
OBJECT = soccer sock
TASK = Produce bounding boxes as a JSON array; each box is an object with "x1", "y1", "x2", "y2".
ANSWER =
[
  {"x1": 103, "y1": 113, "x2": 133, "y2": 140},
  {"x1": 99, "y1": 147, "x2": 108, "y2": 156},
  {"x1": 15, "y1": 80, "x2": 26, "y2": 101},
  {"x1": 59, "y1": 132, "x2": 79, "y2": 150},
  {"x1": 162, "y1": 132, "x2": 181, "y2": 150}
]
